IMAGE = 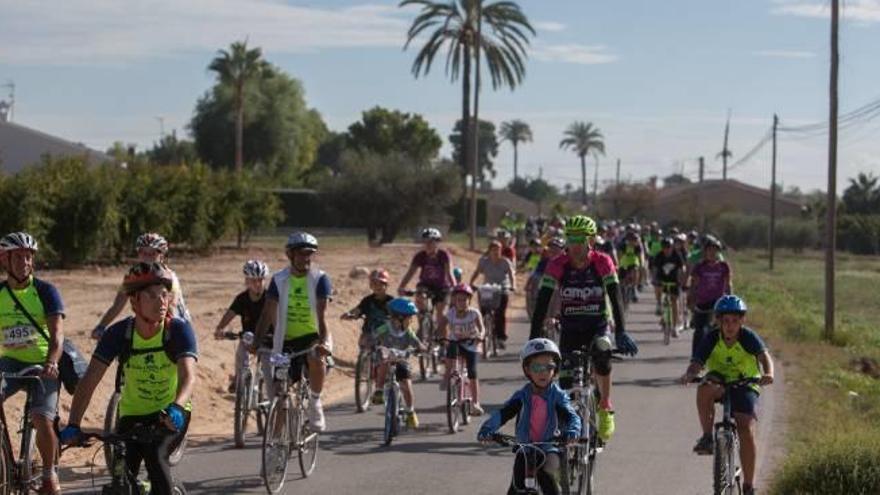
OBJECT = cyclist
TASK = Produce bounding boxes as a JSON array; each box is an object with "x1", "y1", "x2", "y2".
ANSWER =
[
  {"x1": 341, "y1": 269, "x2": 393, "y2": 350},
  {"x1": 644, "y1": 225, "x2": 664, "y2": 315},
  {"x1": 397, "y1": 228, "x2": 455, "y2": 328},
  {"x1": 253, "y1": 232, "x2": 332, "y2": 432},
  {"x1": 518, "y1": 238, "x2": 543, "y2": 272},
  {"x1": 617, "y1": 230, "x2": 643, "y2": 303},
  {"x1": 213, "y1": 260, "x2": 272, "y2": 393},
  {"x1": 477, "y1": 338, "x2": 580, "y2": 495},
  {"x1": 680, "y1": 295, "x2": 774, "y2": 495},
  {"x1": 593, "y1": 223, "x2": 618, "y2": 267},
  {"x1": 0, "y1": 232, "x2": 64, "y2": 494},
  {"x1": 469, "y1": 241, "x2": 516, "y2": 350},
  {"x1": 525, "y1": 237, "x2": 565, "y2": 319},
  {"x1": 688, "y1": 236, "x2": 732, "y2": 357},
  {"x1": 60, "y1": 262, "x2": 198, "y2": 495},
  {"x1": 372, "y1": 298, "x2": 426, "y2": 428},
  {"x1": 437, "y1": 284, "x2": 486, "y2": 415},
  {"x1": 529, "y1": 215, "x2": 638, "y2": 443},
  {"x1": 495, "y1": 228, "x2": 517, "y2": 265},
  {"x1": 92, "y1": 233, "x2": 190, "y2": 339},
  {"x1": 653, "y1": 238, "x2": 686, "y2": 335}
]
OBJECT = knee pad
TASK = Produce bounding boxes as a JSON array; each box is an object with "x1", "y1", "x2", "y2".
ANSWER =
[{"x1": 594, "y1": 352, "x2": 612, "y2": 376}]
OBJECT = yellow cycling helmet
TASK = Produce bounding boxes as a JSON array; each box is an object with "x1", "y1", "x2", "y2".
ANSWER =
[{"x1": 564, "y1": 215, "x2": 597, "y2": 237}]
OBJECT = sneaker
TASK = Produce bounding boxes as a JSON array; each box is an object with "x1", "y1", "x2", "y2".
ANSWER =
[
  {"x1": 308, "y1": 397, "x2": 327, "y2": 432},
  {"x1": 371, "y1": 390, "x2": 384, "y2": 405},
  {"x1": 693, "y1": 433, "x2": 714, "y2": 455},
  {"x1": 597, "y1": 408, "x2": 615, "y2": 442},
  {"x1": 471, "y1": 403, "x2": 484, "y2": 416},
  {"x1": 406, "y1": 410, "x2": 419, "y2": 429},
  {"x1": 37, "y1": 476, "x2": 61, "y2": 495}
]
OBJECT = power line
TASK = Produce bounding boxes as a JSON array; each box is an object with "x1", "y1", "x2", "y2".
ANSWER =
[{"x1": 726, "y1": 128, "x2": 773, "y2": 172}]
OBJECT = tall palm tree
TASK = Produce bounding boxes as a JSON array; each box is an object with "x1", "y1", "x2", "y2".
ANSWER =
[
  {"x1": 208, "y1": 40, "x2": 268, "y2": 172},
  {"x1": 559, "y1": 122, "x2": 605, "y2": 206},
  {"x1": 499, "y1": 119, "x2": 532, "y2": 181},
  {"x1": 400, "y1": 0, "x2": 534, "y2": 247}
]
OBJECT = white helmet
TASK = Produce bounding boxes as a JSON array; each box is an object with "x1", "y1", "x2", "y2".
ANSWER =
[
  {"x1": 520, "y1": 338, "x2": 561, "y2": 365},
  {"x1": 286, "y1": 232, "x2": 318, "y2": 251},
  {"x1": 242, "y1": 259, "x2": 270, "y2": 279},
  {"x1": 135, "y1": 233, "x2": 168, "y2": 254},
  {"x1": 421, "y1": 228, "x2": 442, "y2": 241},
  {"x1": 0, "y1": 232, "x2": 38, "y2": 252}
]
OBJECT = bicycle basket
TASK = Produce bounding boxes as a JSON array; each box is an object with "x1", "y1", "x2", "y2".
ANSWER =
[{"x1": 478, "y1": 286, "x2": 503, "y2": 310}]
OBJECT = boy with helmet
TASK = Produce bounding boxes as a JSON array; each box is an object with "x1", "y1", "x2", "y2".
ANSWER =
[
  {"x1": 680, "y1": 295, "x2": 774, "y2": 495},
  {"x1": 92, "y1": 233, "x2": 190, "y2": 340},
  {"x1": 398, "y1": 227, "x2": 456, "y2": 328},
  {"x1": 653, "y1": 237, "x2": 686, "y2": 335},
  {"x1": 687, "y1": 235, "x2": 732, "y2": 358},
  {"x1": 61, "y1": 262, "x2": 198, "y2": 494},
  {"x1": 478, "y1": 338, "x2": 580, "y2": 495},
  {"x1": 530, "y1": 215, "x2": 637, "y2": 444},
  {"x1": 214, "y1": 260, "x2": 272, "y2": 393},
  {"x1": 0, "y1": 232, "x2": 65, "y2": 494},
  {"x1": 372, "y1": 298, "x2": 426, "y2": 428},
  {"x1": 437, "y1": 283, "x2": 486, "y2": 415},
  {"x1": 342, "y1": 269, "x2": 394, "y2": 350}
]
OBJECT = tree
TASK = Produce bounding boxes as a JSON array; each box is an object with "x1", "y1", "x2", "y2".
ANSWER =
[
  {"x1": 499, "y1": 119, "x2": 532, "y2": 180},
  {"x1": 207, "y1": 40, "x2": 269, "y2": 173},
  {"x1": 146, "y1": 131, "x2": 199, "y2": 165},
  {"x1": 842, "y1": 172, "x2": 880, "y2": 214},
  {"x1": 508, "y1": 176, "x2": 558, "y2": 205},
  {"x1": 662, "y1": 173, "x2": 692, "y2": 187},
  {"x1": 559, "y1": 121, "x2": 605, "y2": 206},
  {"x1": 400, "y1": 0, "x2": 535, "y2": 246},
  {"x1": 449, "y1": 118, "x2": 498, "y2": 186},
  {"x1": 346, "y1": 106, "x2": 442, "y2": 164}
]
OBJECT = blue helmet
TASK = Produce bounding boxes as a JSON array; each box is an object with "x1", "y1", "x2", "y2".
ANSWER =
[
  {"x1": 389, "y1": 297, "x2": 418, "y2": 317},
  {"x1": 714, "y1": 295, "x2": 747, "y2": 315},
  {"x1": 452, "y1": 267, "x2": 463, "y2": 283}
]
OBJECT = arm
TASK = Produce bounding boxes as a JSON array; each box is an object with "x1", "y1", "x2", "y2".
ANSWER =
[
  {"x1": 605, "y1": 281, "x2": 626, "y2": 334},
  {"x1": 478, "y1": 394, "x2": 523, "y2": 438},
  {"x1": 253, "y1": 297, "x2": 278, "y2": 350},
  {"x1": 397, "y1": 262, "x2": 418, "y2": 293},
  {"x1": 44, "y1": 315, "x2": 63, "y2": 378},
  {"x1": 96, "y1": 291, "x2": 128, "y2": 329},
  {"x1": 174, "y1": 356, "x2": 197, "y2": 407},
  {"x1": 556, "y1": 394, "x2": 582, "y2": 440},
  {"x1": 67, "y1": 358, "x2": 110, "y2": 426},
  {"x1": 529, "y1": 282, "x2": 556, "y2": 339},
  {"x1": 213, "y1": 310, "x2": 237, "y2": 338},
  {"x1": 316, "y1": 298, "x2": 330, "y2": 347},
  {"x1": 445, "y1": 258, "x2": 456, "y2": 289},
  {"x1": 758, "y1": 351, "x2": 774, "y2": 385},
  {"x1": 469, "y1": 264, "x2": 482, "y2": 287}
]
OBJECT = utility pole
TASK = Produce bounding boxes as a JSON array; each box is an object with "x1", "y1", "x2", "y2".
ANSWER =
[
  {"x1": 698, "y1": 156, "x2": 705, "y2": 183},
  {"x1": 770, "y1": 114, "x2": 779, "y2": 271},
  {"x1": 825, "y1": 0, "x2": 839, "y2": 341},
  {"x1": 155, "y1": 116, "x2": 166, "y2": 139},
  {"x1": 720, "y1": 109, "x2": 732, "y2": 180}
]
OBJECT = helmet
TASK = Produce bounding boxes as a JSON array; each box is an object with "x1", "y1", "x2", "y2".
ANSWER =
[
  {"x1": 674, "y1": 233, "x2": 687, "y2": 244},
  {"x1": 495, "y1": 228, "x2": 512, "y2": 240},
  {"x1": 548, "y1": 237, "x2": 566, "y2": 249},
  {"x1": 369, "y1": 269, "x2": 390, "y2": 284},
  {"x1": 660, "y1": 237, "x2": 673, "y2": 248},
  {"x1": 714, "y1": 295, "x2": 747, "y2": 315},
  {"x1": 122, "y1": 262, "x2": 174, "y2": 295},
  {"x1": 135, "y1": 233, "x2": 168, "y2": 254},
  {"x1": 421, "y1": 228, "x2": 442, "y2": 241},
  {"x1": 388, "y1": 297, "x2": 418, "y2": 316},
  {"x1": 688, "y1": 230, "x2": 699, "y2": 240},
  {"x1": 0, "y1": 232, "x2": 38, "y2": 252},
  {"x1": 702, "y1": 235, "x2": 722, "y2": 250},
  {"x1": 520, "y1": 338, "x2": 561, "y2": 365},
  {"x1": 242, "y1": 260, "x2": 270, "y2": 279},
  {"x1": 452, "y1": 266, "x2": 463, "y2": 283},
  {"x1": 451, "y1": 283, "x2": 473, "y2": 297},
  {"x1": 565, "y1": 215, "x2": 597, "y2": 237},
  {"x1": 286, "y1": 232, "x2": 318, "y2": 251}
]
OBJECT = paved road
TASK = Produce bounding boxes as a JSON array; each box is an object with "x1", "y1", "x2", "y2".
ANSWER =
[{"x1": 68, "y1": 293, "x2": 780, "y2": 494}]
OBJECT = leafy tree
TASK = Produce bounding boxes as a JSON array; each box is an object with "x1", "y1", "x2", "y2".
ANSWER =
[
  {"x1": 663, "y1": 173, "x2": 692, "y2": 187},
  {"x1": 508, "y1": 176, "x2": 558, "y2": 204},
  {"x1": 559, "y1": 121, "x2": 605, "y2": 205},
  {"x1": 207, "y1": 40, "x2": 270, "y2": 172},
  {"x1": 450, "y1": 118, "x2": 498, "y2": 185},
  {"x1": 499, "y1": 119, "x2": 532, "y2": 180},
  {"x1": 842, "y1": 172, "x2": 880, "y2": 214},
  {"x1": 346, "y1": 107, "x2": 442, "y2": 164},
  {"x1": 147, "y1": 131, "x2": 199, "y2": 165}
]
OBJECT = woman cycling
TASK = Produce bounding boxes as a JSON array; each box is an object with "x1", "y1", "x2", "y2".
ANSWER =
[
  {"x1": 469, "y1": 240, "x2": 516, "y2": 349},
  {"x1": 397, "y1": 228, "x2": 456, "y2": 327}
]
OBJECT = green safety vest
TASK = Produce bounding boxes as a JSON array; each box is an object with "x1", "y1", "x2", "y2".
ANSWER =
[{"x1": 0, "y1": 279, "x2": 50, "y2": 364}]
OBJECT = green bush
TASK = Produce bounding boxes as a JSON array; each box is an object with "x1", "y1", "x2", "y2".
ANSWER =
[
  {"x1": 838, "y1": 214, "x2": 880, "y2": 255},
  {"x1": 772, "y1": 432, "x2": 880, "y2": 494},
  {"x1": 710, "y1": 213, "x2": 818, "y2": 251}
]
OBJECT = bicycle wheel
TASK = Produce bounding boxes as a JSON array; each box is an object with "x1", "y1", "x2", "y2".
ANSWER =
[
  {"x1": 256, "y1": 373, "x2": 268, "y2": 435},
  {"x1": 418, "y1": 316, "x2": 430, "y2": 381},
  {"x1": 461, "y1": 398, "x2": 471, "y2": 426},
  {"x1": 383, "y1": 386, "x2": 398, "y2": 446},
  {"x1": 171, "y1": 481, "x2": 188, "y2": 494},
  {"x1": 482, "y1": 314, "x2": 492, "y2": 359},
  {"x1": 713, "y1": 430, "x2": 731, "y2": 495},
  {"x1": 262, "y1": 397, "x2": 292, "y2": 494},
  {"x1": 354, "y1": 350, "x2": 373, "y2": 413},
  {"x1": 168, "y1": 429, "x2": 187, "y2": 466},
  {"x1": 446, "y1": 375, "x2": 461, "y2": 433},
  {"x1": 0, "y1": 427, "x2": 12, "y2": 495},
  {"x1": 661, "y1": 297, "x2": 671, "y2": 346},
  {"x1": 298, "y1": 406, "x2": 319, "y2": 477},
  {"x1": 102, "y1": 391, "x2": 121, "y2": 468},
  {"x1": 19, "y1": 419, "x2": 36, "y2": 490},
  {"x1": 234, "y1": 369, "x2": 253, "y2": 448}
]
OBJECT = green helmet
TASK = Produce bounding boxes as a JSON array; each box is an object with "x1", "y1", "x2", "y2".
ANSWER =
[{"x1": 565, "y1": 215, "x2": 597, "y2": 236}]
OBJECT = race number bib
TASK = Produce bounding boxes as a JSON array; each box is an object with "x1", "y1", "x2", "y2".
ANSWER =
[{"x1": 3, "y1": 325, "x2": 36, "y2": 348}]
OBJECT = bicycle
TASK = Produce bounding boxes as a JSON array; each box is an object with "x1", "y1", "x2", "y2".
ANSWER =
[
  {"x1": 222, "y1": 331, "x2": 270, "y2": 448},
  {"x1": 619, "y1": 268, "x2": 638, "y2": 313},
  {"x1": 443, "y1": 339, "x2": 478, "y2": 434},
  {"x1": 58, "y1": 419, "x2": 187, "y2": 494},
  {"x1": 261, "y1": 345, "x2": 323, "y2": 494},
  {"x1": 659, "y1": 282, "x2": 677, "y2": 346},
  {"x1": 403, "y1": 288, "x2": 440, "y2": 381},
  {"x1": 476, "y1": 283, "x2": 505, "y2": 358},
  {"x1": 0, "y1": 365, "x2": 53, "y2": 494},
  {"x1": 376, "y1": 347, "x2": 418, "y2": 446},
  {"x1": 484, "y1": 433, "x2": 586, "y2": 495}
]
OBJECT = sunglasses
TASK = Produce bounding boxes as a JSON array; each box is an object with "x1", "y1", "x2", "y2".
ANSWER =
[
  {"x1": 528, "y1": 363, "x2": 557, "y2": 374},
  {"x1": 566, "y1": 235, "x2": 589, "y2": 245}
]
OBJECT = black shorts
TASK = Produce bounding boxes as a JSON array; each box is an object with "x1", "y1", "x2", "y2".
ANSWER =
[
  {"x1": 704, "y1": 372, "x2": 760, "y2": 418},
  {"x1": 283, "y1": 334, "x2": 321, "y2": 383},
  {"x1": 417, "y1": 284, "x2": 449, "y2": 306},
  {"x1": 445, "y1": 341, "x2": 479, "y2": 379},
  {"x1": 558, "y1": 325, "x2": 613, "y2": 387},
  {"x1": 658, "y1": 281, "x2": 681, "y2": 296},
  {"x1": 389, "y1": 361, "x2": 412, "y2": 381}
]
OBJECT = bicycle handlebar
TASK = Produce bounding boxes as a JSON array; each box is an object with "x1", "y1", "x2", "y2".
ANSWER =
[{"x1": 484, "y1": 433, "x2": 586, "y2": 448}]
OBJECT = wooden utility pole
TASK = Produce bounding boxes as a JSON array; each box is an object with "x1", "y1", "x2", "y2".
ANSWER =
[
  {"x1": 770, "y1": 114, "x2": 779, "y2": 271},
  {"x1": 698, "y1": 156, "x2": 705, "y2": 183},
  {"x1": 825, "y1": 0, "x2": 839, "y2": 340}
]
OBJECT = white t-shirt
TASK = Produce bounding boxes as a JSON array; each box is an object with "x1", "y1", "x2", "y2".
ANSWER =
[{"x1": 445, "y1": 307, "x2": 483, "y2": 342}]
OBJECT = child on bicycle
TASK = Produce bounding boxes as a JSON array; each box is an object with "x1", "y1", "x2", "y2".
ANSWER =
[
  {"x1": 373, "y1": 298, "x2": 426, "y2": 428},
  {"x1": 214, "y1": 260, "x2": 272, "y2": 393},
  {"x1": 679, "y1": 295, "x2": 774, "y2": 495},
  {"x1": 652, "y1": 238, "x2": 686, "y2": 335},
  {"x1": 478, "y1": 338, "x2": 581, "y2": 495},
  {"x1": 341, "y1": 269, "x2": 393, "y2": 350},
  {"x1": 437, "y1": 283, "x2": 486, "y2": 415}
]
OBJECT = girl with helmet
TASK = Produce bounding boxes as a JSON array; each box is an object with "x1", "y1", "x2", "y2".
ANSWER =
[
  {"x1": 214, "y1": 260, "x2": 272, "y2": 394},
  {"x1": 680, "y1": 295, "x2": 774, "y2": 495},
  {"x1": 397, "y1": 227, "x2": 456, "y2": 329},
  {"x1": 477, "y1": 338, "x2": 581, "y2": 495},
  {"x1": 93, "y1": 232, "x2": 191, "y2": 340},
  {"x1": 372, "y1": 298, "x2": 426, "y2": 428},
  {"x1": 342, "y1": 269, "x2": 394, "y2": 350},
  {"x1": 469, "y1": 240, "x2": 516, "y2": 350},
  {"x1": 687, "y1": 235, "x2": 732, "y2": 357},
  {"x1": 437, "y1": 283, "x2": 486, "y2": 415}
]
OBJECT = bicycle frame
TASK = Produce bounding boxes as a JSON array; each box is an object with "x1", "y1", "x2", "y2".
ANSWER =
[
  {"x1": 0, "y1": 366, "x2": 45, "y2": 493},
  {"x1": 486, "y1": 434, "x2": 578, "y2": 495},
  {"x1": 711, "y1": 378, "x2": 758, "y2": 495}
]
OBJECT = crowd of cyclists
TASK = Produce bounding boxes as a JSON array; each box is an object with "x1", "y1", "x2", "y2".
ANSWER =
[{"x1": 0, "y1": 216, "x2": 774, "y2": 494}]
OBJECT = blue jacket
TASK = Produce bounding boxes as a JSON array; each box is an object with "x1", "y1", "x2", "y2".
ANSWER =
[{"x1": 477, "y1": 382, "x2": 581, "y2": 453}]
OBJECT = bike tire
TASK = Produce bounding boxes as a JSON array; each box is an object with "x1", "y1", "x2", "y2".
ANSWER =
[
  {"x1": 234, "y1": 369, "x2": 253, "y2": 448},
  {"x1": 662, "y1": 298, "x2": 671, "y2": 346},
  {"x1": 172, "y1": 481, "x2": 188, "y2": 494},
  {"x1": 168, "y1": 429, "x2": 187, "y2": 466},
  {"x1": 713, "y1": 431, "x2": 730, "y2": 495},
  {"x1": 354, "y1": 350, "x2": 372, "y2": 413},
  {"x1": 446, "y1": 375, "x2": 461, "y2": 433},
  {"x1": 580, "y1": 446, "x2": 596, "y2": 495},
  {"x1": 482, "y1": 314, "x2": 491, "y2": 359},
  {"x1": 384, "y1": 386, "x2": 398, "y2": 446},
  {"x1": 262, "y1": 398, "x2": 292, "y2": 494},
  {"x1": 256, "y1": 373, "x2": 268, "y2": 435},
  {"x1": 103, "y1": 391, "x2": 121, "y2": 469},
  {"x1": 19, "y1": 419, "x2": 36, "y2": 491},
  {"x1": 461, "y1": 398, "x2": 470, "y2": 426},
  {"x1": 0, "y1": 425, "x2": 12, "y2": 495},
  {"x1": 298, "y1": 409, "x2": 318, "y2": 477}
]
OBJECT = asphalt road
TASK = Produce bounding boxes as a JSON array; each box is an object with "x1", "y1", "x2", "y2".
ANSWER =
[{"x1": 68, "y1": 292, "x2": 781, "y2": 494}]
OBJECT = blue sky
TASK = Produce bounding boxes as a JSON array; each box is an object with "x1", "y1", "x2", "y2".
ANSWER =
[{"x1": 1, "y1": 0, "x2": 879, "y2": 192}]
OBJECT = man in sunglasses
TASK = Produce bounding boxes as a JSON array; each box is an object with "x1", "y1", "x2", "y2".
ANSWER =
[{"x1": 529, "y1": 215, "x2": 638, "y2": 443}]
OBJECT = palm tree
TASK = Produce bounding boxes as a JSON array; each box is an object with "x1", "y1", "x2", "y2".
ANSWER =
[
  {"x1": 559, "y1": 122, "x2": 605, "y2": 206},
  {"x1": 499, "y1": 119, "x2": 532, "y2": 181},
  {"x1": 208, "y1": 40, "x2": 268, "y2": 172},
  {"x1": 843, "y1": 172, "x2": 880, "y2": 214},
  {"x1": 400, "y1": 0, "x2": 534, "y2": 248}
]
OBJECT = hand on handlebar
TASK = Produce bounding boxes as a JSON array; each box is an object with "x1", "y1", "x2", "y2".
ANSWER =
[
  {"x1": 58, "y1": 425, "x2": 83, "y2": 446},
  {"x1": 759, "y1": 374, "x2": 774, "y2": 386}
]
